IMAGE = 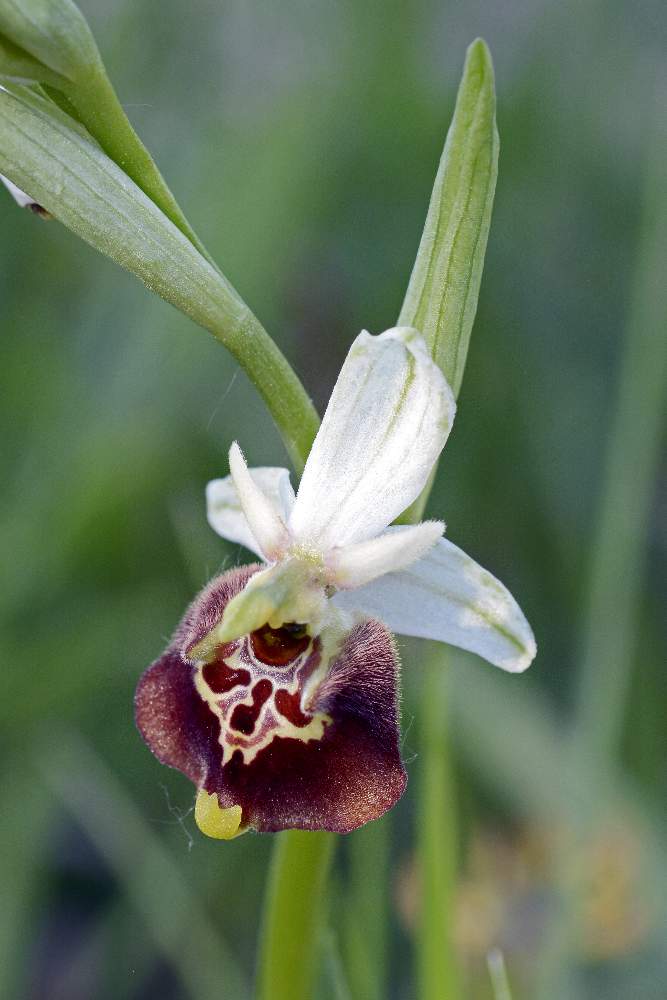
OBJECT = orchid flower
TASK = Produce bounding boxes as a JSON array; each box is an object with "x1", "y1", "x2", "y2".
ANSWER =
[{"x1": 135, "y1": 327, "x2": 535, "y2": 838}]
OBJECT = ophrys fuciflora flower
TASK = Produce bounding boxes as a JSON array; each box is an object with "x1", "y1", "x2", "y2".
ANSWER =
[{"x1": 136, "y1": 328, "x2": 536, "y2": 838}]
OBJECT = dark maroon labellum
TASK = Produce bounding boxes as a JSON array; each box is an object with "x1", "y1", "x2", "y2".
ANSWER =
[{"x1": 135, "y1": 564, "x2": 407, "y2": 834}]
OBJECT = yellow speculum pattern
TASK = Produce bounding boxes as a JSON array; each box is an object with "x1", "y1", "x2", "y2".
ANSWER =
[{"x1": 193, "y1": 637, "x2": 331, "y2": 769}]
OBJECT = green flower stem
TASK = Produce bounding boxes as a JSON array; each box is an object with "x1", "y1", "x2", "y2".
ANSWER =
[
  {"x1": 256, "y1": 830, "x2": 335, "y2": 1000},
  {"x1": 418, "y1": 652, "x2": 460, "y2": 1000},
  {"x1": 0, "y1": 84, "x2": 319, "y2": 473},
  {"x1": 401, "y1": 513, "x2": 460, "y2": 1000},
  {"x1": 324, "y1": 930, "x2": 354, "y2": 1000}
]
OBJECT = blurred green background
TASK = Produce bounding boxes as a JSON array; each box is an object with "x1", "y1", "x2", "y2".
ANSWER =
[{"x1": 1, "y1": 1, "x2": 665, "y2": 998}]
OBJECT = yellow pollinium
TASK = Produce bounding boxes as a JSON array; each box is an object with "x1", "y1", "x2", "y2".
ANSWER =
[{"x1": 195, "y1": 790, "x2": 245, "y2": 840}]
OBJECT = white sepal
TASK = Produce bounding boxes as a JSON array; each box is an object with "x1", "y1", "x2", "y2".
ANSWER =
[
  {"x1": 288, "y1": 327, "x2": 456, "y2": 549},
  {"x1": 326, "y1": 521, "x2": 444, "y2": 589},
  {"x1": 333, "y1": 537, "x2": 536, "y2": 672},
  {"x1": 206, "y1": 466, "x2": 295, "y2": 557},
  {"x1": 227, "y1": 443, "x2": 290, "y2": 560}
]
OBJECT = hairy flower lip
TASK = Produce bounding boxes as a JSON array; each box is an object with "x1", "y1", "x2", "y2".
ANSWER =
[{"x1": 135, "y1": 564, "x2": 407, "y2": 835}]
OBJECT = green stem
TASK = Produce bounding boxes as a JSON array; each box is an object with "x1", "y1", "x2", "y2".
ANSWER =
[
  {"x1": 257, "y1": 830, "x2": 335, "y2": 1000},
  {"x1": 417, "y1": 654, "x2": 459, "y2": 1000}
]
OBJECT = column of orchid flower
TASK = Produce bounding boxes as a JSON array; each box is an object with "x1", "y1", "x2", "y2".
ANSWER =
[{"x1": 0, "y1": 6, "x2": 536, "y2": 999}]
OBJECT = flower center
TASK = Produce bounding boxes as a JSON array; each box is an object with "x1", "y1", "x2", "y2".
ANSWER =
[{"x1": 249, "y1": 622, "x2": 310, "y2": 666}]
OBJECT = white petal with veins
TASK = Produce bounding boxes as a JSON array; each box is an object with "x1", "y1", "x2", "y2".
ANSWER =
[
  {"x1": 333, "y1": 537, "x2": 536, "y2": 672},
  {"x1": 288, "y1": 327, "x2": 456, "y2": 549},
  {"x1": 206, "y1": 466, "x2": 295, "y2": 557},
  {"x1": 227, "y1": 443, "x2": 290, "y2": 560},
  {"x1": 327, "y1": 521, "x2": 444, "y2": 589}
]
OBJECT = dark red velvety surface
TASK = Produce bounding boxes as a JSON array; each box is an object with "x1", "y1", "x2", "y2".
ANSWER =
[{"x1": 135, "y1": 565, "x2": 407, "y2": 833}]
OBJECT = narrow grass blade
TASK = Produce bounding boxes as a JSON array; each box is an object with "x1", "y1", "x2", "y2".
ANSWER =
[
  {"x1": 0, "y1": 763, "x2": 56, "y2": 1000},
  {"x1": 574, "y1": 90, "x2": 667, "y2": 764},
  {"x1": 487, "y1": 948, "x2": 513, "y2": 1000}
]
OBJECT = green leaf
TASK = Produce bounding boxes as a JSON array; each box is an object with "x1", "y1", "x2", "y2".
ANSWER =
[
  {"x1": 399, "y1": 37, "x2": 499, "y2": 397},
  {"x1": 0, "y1": 0, "x2": 213, "y2": 257},
  {"x1": 0, "y1": 0, "x2": 98, "y2": 82},
  {"x1": 0, "y1": 31, "x2": 67, "y2": 87},
  {"x1": 2, "y1": 78, "x2": 95, "y2": 140},
  {"x1": 0, "y1": 84, "x2": 319, "y2": 472}
]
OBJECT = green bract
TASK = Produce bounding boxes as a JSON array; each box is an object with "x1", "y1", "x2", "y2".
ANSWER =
[
  {"x1": 397, "y1": 39, "x2": 498, "y2": 526},
  {"x1": 0, "y1": 0, "x2": 98, "y2": 83},
  {"x1": 0, "y1": 0, "x2": 209, "y2": 253},
  {"x1": 399, "y1": 38, "x2": 499, "y2": 397}
]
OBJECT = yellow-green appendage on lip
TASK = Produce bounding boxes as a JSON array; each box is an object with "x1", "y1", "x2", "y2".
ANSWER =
[{"x1": 194, "y1": 790, "x2": 246, "y2": 840}]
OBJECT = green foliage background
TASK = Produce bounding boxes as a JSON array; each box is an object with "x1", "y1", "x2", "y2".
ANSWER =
[{"x1": 1, "y1": 1, "x2": 665, "y2": 997}]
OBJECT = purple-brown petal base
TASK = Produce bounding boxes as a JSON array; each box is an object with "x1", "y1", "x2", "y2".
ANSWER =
[{"x1": 135, "y1": 565, "x2": 407, "y2": 834}]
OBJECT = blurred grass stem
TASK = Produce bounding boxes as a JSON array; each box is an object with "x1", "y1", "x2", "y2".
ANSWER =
[
  {"x1": 537, "y1": 85, "x2": 667, "y2": 999},
  {"x1": 343, "y1": 817, "x2": 390, "y2": 1000},
  {"x1": 487, "y1": 949, "x2": 513, "y2": 1000},
  {"x1": 574, "y1": 93, "x2": 667, "y2": 765}
]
